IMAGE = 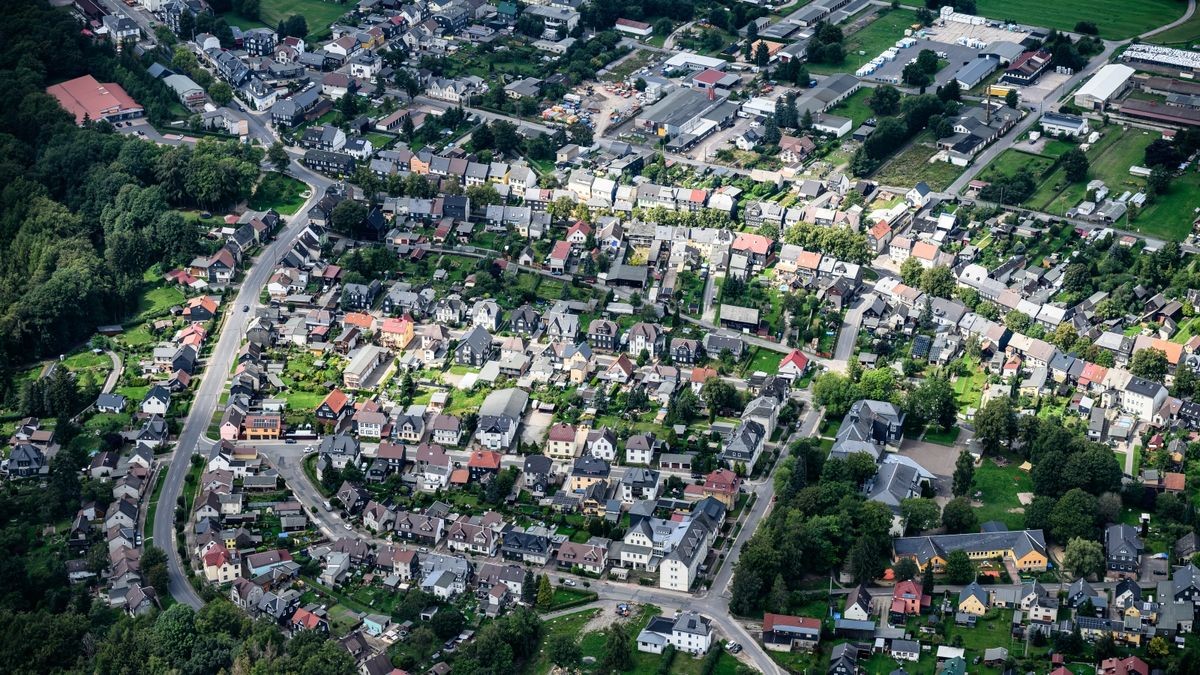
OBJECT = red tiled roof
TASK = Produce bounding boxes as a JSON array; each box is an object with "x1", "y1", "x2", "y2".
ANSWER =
[
  {"x1": 468, "y1": 450, "x2": 501, "y2": 469},
  {"x1": 763, "y1": 613, "x2": 820, "y2": 632},
  {"x1": 732, "y1": 232, "x2": 772, "y2": 255},
  {"x1": 550, "y1": 240, "x2": 572, "y2": 261},
  {"x1": 320, "y1": 389, "x2": 350, "y2": 415},
  {"x1": 547, "y1": 423, "x2": 576, "y2": 442},
  {"x1": 1164, "y1": 472, "x2": 1186, "y2": 492},
  {"x1": 615, "y1": 17, "x2": 651, "y2": 29},
  {"x1": 693, "y1": 68, "x2": 727, "y2": 86},
  {"x1": 780, "y1": 349, "x2": 809, "y2": 372}
]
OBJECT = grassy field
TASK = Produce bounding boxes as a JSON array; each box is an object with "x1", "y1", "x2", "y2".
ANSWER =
[
  {"x1": 971, "y1": 457, "x2": 1031, "y2": 530},
  {"x1": 525, "y1": 608, "x2": 600, "y2": 675},
  {"x1": 807, "y1": 9, "x2": 919, "y2": 75},
  {"x1": 260, "y1": 0, "x2": 348, "y2": 39},
  {"x1": 923, "y1": 425, "x2": 961, "y2": 446},
  {"x1": 1021, "y1": 126, "x2": 1195, "y2": 240},
  {"x1": 873, "y1": 137, "x2": 966, "y2": 191},
  {"x1": 281, "y1": 390, "x2": 324, "y2": 410},
  {"x1": 974, "y1": 0, "x2": 1185, "y2": 39},
  {"x1": 603, "y1": 50, "x2": 656, "y2": 82},
  {"x1": 136, "y1": 284, "x2": 185, "y2": 321},
  {"x1": 1135, "y1": 169, "x2": 1200, "y2": 241},
  {"x1": 950, "y1": 357, "x2": 987, "y2": 411},
  {"x1": 1148, "y1": 10, "x2": 1200, "y2": 47},
  {"x1": 742, "y1": 347, "x2": 785, "y2": 375},
  {"x1": 248, "y1": 172, "x2": 309, "y2": 215},
  {"x1": 977, "y1": 149, "x2": 1055, "y2": 183},
  {"x1": 827, "y1": 88, "x2": 875, "y2": 128}
]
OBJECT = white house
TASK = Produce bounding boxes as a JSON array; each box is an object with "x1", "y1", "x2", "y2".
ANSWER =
[{"x1": 636, "y1": 611, "x2": 714, "y2": 655}]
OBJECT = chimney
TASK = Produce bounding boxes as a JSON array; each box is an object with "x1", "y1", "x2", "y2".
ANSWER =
[{"x1": 707, "y1": 85, "x2": 715, "y2": 101}]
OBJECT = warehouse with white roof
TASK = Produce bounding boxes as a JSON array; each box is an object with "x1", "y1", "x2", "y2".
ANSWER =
[{"x1": 1073, "y1": 64, "x2": 1136, "y2": 110}]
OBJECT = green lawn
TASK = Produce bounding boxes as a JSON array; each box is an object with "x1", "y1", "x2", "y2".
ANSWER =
[
  {"x1": 248, "y1": 172, "x2": 309, "y2": 215},
  {"x1": 807, "y1": 9, "x2": 919, "y2": 75},
  {"x1": 827, "y1": 88, "x2": 875, "y2": 128},
  {"x1": 281, "y1": 390, "x2": 325, "y2": 410},
  {"x1": 742, "y1": 347, "x2": 785, "y2": 375},
  {"x1": 923, "y1": 425, "x2": 961, "y2": 446},
  {"x1": 144, "y1": 468, "x2": 168, "y2": 542},
  {"x1": 873, "y1": 136, "x2": 966, "y2": 191},
  {"x1": 977, "y1": 149, "x2": 1055, "y2": 183},
  {"x1": 1135, "y1": 169, "x2": 1200, "y2": 241},
  {"x1": 526, "y1": 609, "x2": 600, "y2": 675},
  {"x1": 950, "y1": 357, "x2": 987, "y2": 411},
  {"x1": 543, "y1": 587, "x2": 598, "y2": 611},
  {"x1": 972, "y1": 457, "x2": 1031, "y2": 530},
  {"x1": 1023, "y1": 126, "x2": 1193, "y2": 239},
  {"x1": 137, "y1": 284, "x2": 185, "y2": 321},
  {"x1": 119, "y1": 324, "x2": 157, "y2": 347},
  {"x1": 975, "y1": 0, "x2": 1185, "y2": 39}
]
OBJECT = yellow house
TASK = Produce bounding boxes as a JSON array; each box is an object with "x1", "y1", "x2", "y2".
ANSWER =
[
  {"x1": 893, "y1": 531, "x2": 1050, "y2": 573},
  {"x1": 958, "y1": 582, "x2": 988, "y2": 616},
  {"x1": 380, "y1": 317, "x2": 414, "y2": 350},
  {"x1": 567, "y1": 350, "x2": 592, "y2": 384}
]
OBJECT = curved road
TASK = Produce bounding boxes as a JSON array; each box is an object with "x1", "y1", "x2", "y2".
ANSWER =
[
  {"x1": 152, "y1": 151, "x2": 333, "y2": 609},
  {"x1": 1140, "y1": 0, "x2": 1196, "y2": 39}
]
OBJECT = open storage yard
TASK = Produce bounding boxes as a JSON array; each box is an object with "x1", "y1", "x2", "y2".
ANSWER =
[{"x1": 974, "y1": 0, "x2": 1186, "y2": 40}]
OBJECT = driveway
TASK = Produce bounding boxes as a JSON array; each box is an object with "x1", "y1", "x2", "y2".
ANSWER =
[{"x1": 521, "y1": 410, "x2": 554, "y2": 446}]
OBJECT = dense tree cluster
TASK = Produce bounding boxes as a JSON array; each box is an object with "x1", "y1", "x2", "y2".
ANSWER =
[
  {"x1": 780, "y1": 222, "x2": 872, "y2": 264},
  {"x1": 852, "y1": 94, "x2": 958, "y2": 175},
  {"x1": 806, "y1": 22, "x2": 847, "y2": 65},
  {"x1": 0, "y1": 0, "x2": 268, "y2": 404}
]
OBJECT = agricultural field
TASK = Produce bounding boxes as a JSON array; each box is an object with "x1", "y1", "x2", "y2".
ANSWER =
[
  {"x1": 1147, "y1": 11, "x2": 1200, "y2": 47},
  {"x1": 807, "y1": 9, "x2": 920, "y2": 75},
  {"x1": 974, "y1": 0, "x2": 1185, "y2": 40}
]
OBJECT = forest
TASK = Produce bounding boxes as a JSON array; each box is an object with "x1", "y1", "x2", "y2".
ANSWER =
[{"x1": 0, "y1": 0, "x2": 261, "y2": 407}]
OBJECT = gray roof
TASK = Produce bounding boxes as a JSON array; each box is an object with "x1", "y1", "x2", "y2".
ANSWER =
[{"x1": 894, "y1": 530, "x2": 1047, "y2": 567}]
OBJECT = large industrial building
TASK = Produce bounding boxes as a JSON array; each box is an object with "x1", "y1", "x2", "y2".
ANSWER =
[
  {"x1": 1073, "y1": 64, "x2": 1136, "y2": 110},
  {"x1": 46, "y1": 75, "x2": 144, "y2": 125}
]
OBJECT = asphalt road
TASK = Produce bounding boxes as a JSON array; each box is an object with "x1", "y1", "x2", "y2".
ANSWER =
[
  {"x1": 102, "y1": 351, "x2": 122, "y2": 394},
  {"x1": 834, "y1": 293, "x2": 869, "y2": 363},
  {"x1": 152, "y1": 151, "x2": 333, "y2": 609}
]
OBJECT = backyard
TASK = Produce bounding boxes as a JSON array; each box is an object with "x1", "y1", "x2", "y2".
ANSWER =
[{"x1": 974, "y1": 0, "x2": 1185, "y2": 40}]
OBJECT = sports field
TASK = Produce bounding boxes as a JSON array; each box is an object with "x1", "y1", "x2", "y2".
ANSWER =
[
  {"x1": 222, "y1": 0, "x2": 348, "y2": 40},
  {"x1": 974, "y1": 0, "x2": 1185, "y2": 40}
]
